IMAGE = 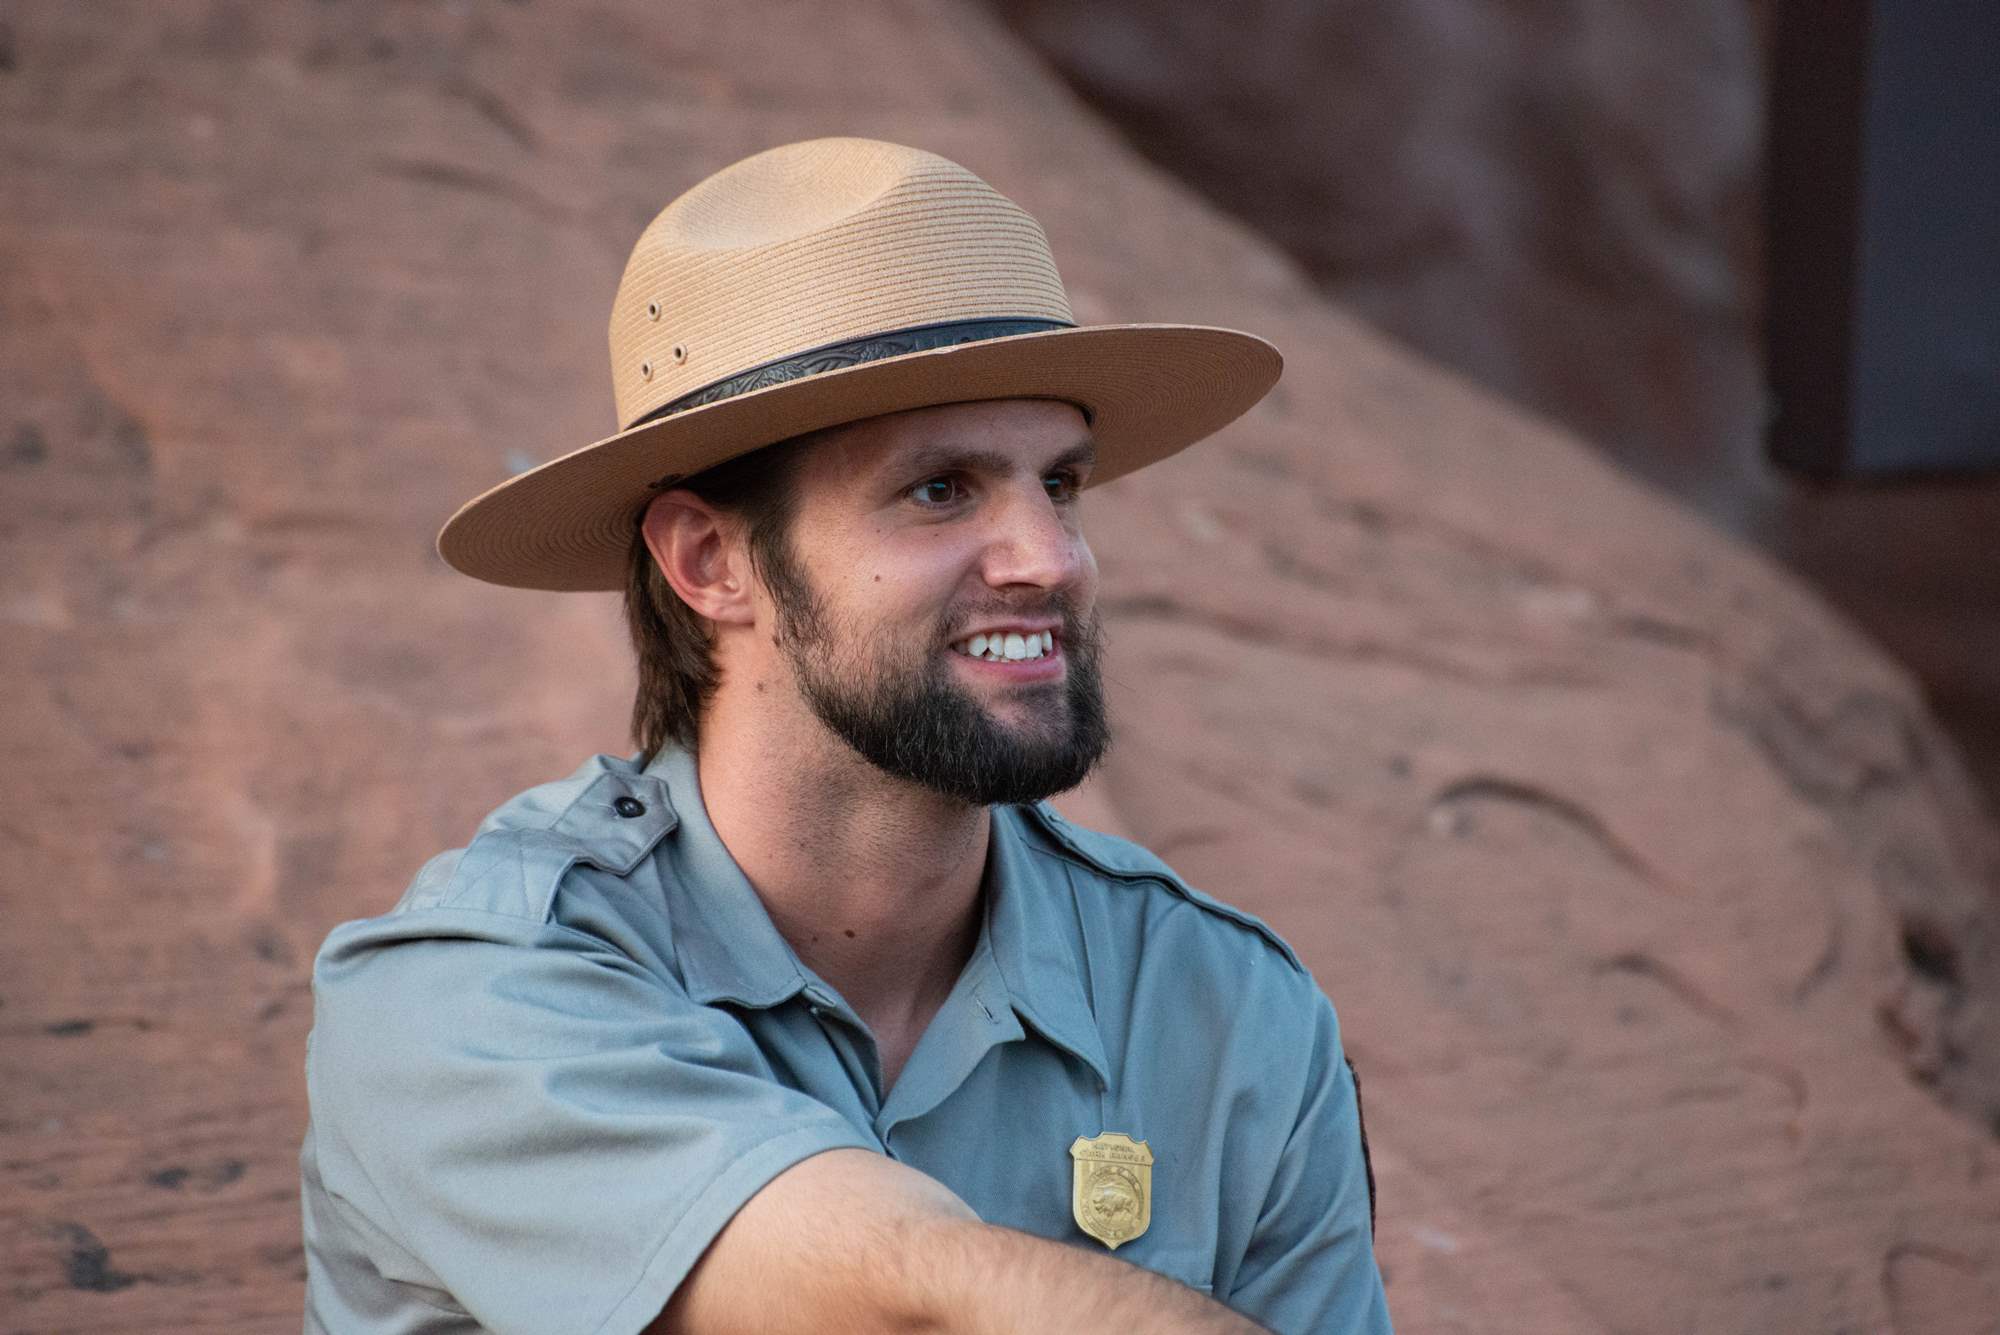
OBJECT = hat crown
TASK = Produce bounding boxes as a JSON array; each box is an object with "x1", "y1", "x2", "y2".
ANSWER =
[{"x1": 609, "y1": 138, "x2": 1074, "y2": 430}]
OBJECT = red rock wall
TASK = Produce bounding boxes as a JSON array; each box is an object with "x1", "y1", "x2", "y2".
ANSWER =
[{"x1": 2, "y1": 2, "x2": 1995, "y2": 1330}]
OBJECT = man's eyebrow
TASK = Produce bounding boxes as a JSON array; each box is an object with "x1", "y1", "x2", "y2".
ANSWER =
[
  {"x1": 896, "y1": 437, "x2": 1098, "y2": 478},
  {"x1": 1050, "y1": 439, "x2": 1098, "y2": 472}
]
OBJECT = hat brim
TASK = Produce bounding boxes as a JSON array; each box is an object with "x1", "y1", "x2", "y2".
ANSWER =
[{"x1": 437, "y1": 323, "x2": 1281, "y2": 591}]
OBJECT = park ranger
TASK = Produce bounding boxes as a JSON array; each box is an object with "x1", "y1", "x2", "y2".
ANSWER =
[{"x1": 301, "y1": 138, "x2": 1390, "y2": 1334}]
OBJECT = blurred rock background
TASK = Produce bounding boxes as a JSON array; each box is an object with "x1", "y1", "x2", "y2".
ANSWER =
[
  {"x1": 987, "y1": 0, "x2": 2000, "y2": 818},
  {"x1": 1, "y1": 2, "x2": 1995, "y2": 1331}
]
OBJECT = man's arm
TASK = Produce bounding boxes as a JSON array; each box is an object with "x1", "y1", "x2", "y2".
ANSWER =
[
  {"x1": 651, "y1": 1149, "x2": 1266, "y2": 1335},
  {"x1": 1224, "y1": 995, "x2": 1391, "y2": 1333}
]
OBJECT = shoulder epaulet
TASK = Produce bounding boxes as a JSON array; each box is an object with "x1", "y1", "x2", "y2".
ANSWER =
[
  {"x1": 401, "y1": 756, "x2": 678, "y2": 923},
  {"x1": 1018, "y1": 802, "x2": 1304, "y2": 972}
]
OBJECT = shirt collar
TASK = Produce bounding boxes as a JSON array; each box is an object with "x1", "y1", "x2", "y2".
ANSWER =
[
  {"x1": 646, "y1": 745, "x2": 814, "y2": 1010},
  {"x1": 644, "y1": 746, "x2": 1111, "y2": 1087},
  {"x1": 984, "y1": 804, "x2": 1112, "y2": 1088}
]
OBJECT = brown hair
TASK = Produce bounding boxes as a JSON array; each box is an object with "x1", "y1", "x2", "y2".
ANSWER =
[{"x1": 623, "y1": 438, "x2": 810, "y2": 764}]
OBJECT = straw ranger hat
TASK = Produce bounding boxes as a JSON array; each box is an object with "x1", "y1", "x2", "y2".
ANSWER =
[{"x1": 438, "y1": 137, "x2": 1282, "y2": 590}]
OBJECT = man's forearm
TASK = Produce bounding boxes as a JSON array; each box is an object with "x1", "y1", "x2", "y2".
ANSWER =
[
  {"x1": 911, "y1": 1216, "x2": 1266, "y2": 1335},
  {"x1": 653, "y1": 1149, "x2": 1263, "y2": 1335}
]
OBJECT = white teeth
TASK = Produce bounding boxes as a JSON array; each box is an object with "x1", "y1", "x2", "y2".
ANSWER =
[{"x1": 952, "y1": 630, "x2": 1055, "y2": 661}]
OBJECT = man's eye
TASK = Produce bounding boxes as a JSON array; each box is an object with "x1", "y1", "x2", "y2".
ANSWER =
[
  {"x1": 909, "y1": 477, "x2": 963, "y2": 506},
  {"x1": 1043, "y1": 471, "x2": 1081, "y2": 502}
]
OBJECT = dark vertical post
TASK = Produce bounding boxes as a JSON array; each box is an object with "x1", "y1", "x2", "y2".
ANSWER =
[{"x1": 1764, "y1": 0, "x2": 1872, "y2": 476}]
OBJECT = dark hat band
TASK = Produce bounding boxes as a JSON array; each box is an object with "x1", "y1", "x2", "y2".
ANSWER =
[{"x1": 635, "y1": 317, "x2": 1074, "y2": 427}]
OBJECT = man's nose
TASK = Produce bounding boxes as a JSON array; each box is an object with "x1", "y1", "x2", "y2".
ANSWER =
[{"x1": 980, "y1": 486, "x2": 1090, "y2": 591}]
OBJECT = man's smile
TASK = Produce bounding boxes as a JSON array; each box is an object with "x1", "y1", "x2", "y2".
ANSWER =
[
  {"x1": 944, "y1": 625, "x2": 1067, "y2": 685},
  {"x1": 949, "y1": 628, "x2": 1057, "y2": 663}
]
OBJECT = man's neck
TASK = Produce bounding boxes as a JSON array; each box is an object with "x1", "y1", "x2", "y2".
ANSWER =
[{"x1": 693, "y1": 698, "x2": 989, "y2": 1085}]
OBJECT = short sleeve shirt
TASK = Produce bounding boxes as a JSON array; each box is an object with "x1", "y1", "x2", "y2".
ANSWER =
[{"x1": 301, "y1": 748, "x2": 1391, "y2": 1335}]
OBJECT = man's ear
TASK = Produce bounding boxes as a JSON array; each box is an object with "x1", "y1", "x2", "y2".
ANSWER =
[{"x1": 640, "y1": 490, "x2": 757, "y2": 627}]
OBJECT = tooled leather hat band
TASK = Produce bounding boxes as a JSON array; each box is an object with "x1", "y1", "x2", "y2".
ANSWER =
[{"x1": 634, "y1": 317, "x2": 1075, "y2": 428}]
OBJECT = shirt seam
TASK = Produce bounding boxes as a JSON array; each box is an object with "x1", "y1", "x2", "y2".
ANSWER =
[
  {"x1": 1022, "y1": 841, "x2": 1306, "y2": 973},
  {"x1": 367, "y1": 905, "x2": 644, "y2": 951}
]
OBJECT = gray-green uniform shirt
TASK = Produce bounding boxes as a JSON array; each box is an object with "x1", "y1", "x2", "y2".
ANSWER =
[{"x1": 301, "y1": 748, "x2": 1391, "y2": 1334}]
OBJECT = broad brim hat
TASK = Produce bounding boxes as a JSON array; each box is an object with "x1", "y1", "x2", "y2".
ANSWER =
[{"x1": 438, "y1": 138, "x2": 1282, "y2": 591}]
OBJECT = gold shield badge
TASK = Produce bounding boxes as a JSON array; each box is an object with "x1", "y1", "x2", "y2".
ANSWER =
[{"x1": 1069, "y1": 1132, "x2": 1153, "y2": 1250}]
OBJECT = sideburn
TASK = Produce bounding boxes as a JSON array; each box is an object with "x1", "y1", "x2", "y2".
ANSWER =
[
  {"x1": 625, "y1": 537, "x2": 718, "y2": 759},
  {"x1": 623, "y1": 437, "x2": 810, "y2": 764}
]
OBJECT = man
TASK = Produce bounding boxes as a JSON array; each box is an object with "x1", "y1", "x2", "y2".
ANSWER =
[{"x1": 302, "y1": 138, "x2": 1390, "y2": 1334}]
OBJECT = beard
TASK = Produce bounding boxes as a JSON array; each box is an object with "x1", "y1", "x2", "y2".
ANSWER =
[{"x1": 761, "y1": 543, "x2": 1110, "y2": 807}]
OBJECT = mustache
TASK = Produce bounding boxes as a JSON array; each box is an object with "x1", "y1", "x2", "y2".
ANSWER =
[{"x1": 940, "y1": 593, "x2": 1097, "y2": 639}]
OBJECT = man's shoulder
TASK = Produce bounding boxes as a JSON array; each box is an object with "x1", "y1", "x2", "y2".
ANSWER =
[
  {"x1": 376, "y1": 753, "x2": 678, "y2": 928},
  {"x1": 1010, "y1": 801, "x2": 1306, "y2": 976}
]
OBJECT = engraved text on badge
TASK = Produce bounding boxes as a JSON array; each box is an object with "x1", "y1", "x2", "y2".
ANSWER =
[{"x1": 1069, "y1": 1132, "x2": 1154, "y2": 1250}]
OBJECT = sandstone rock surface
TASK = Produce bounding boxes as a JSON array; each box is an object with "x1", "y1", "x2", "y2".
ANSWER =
[{"x1": 1, "y1": 3, "x2": 1995, "y2": 1331}]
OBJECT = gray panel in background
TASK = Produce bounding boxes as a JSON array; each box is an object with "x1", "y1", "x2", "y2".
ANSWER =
[{"x1": 1850, "y1": 4, "x2": 2000, "y2": 475}]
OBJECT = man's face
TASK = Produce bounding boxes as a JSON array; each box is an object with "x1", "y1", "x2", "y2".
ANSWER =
[{"x1": 756, "y1": 398, "x2": 1108, "y2": 806}]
